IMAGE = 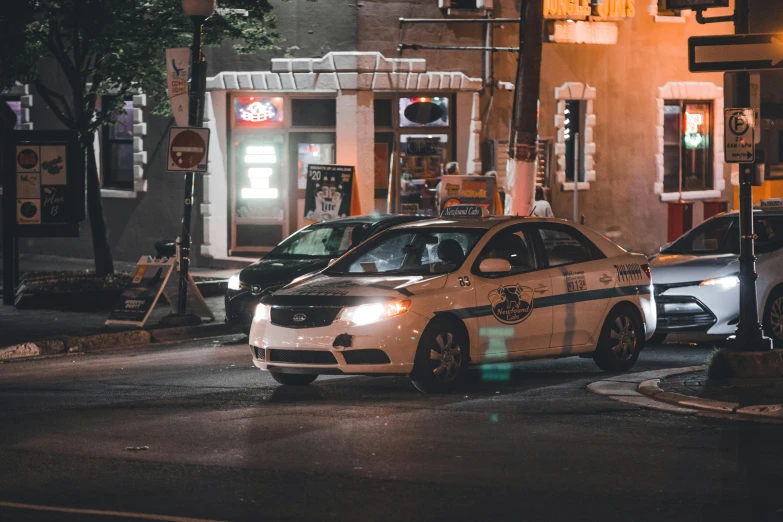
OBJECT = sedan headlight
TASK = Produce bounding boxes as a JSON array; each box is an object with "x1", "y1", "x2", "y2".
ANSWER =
[
  {"x1": 338, "y1": 300, "x2": 411, "y2": 326},
  {"x1": 254, "y1": 303, "x2": 271, "y2": 322},
  {"x1": 699, "y1": 275, "x2": 739, "y2": 289},
  {"x1": 228, "y1": 274, "x2": 241, "y2": 291}
]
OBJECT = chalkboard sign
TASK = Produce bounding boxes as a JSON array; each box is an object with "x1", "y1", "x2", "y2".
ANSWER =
[
  {"x1": 106, "y1": 257, "x2": 175, "y2": 326},
  {"x1": 304, "y1": 164, "x2": 354, "y2": 221}
]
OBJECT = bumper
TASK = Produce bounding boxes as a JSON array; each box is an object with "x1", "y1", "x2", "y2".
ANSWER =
[
  {"x1": 225, "y1": 290, "x2": 260, "y2": 333},
  {"x1": 656, "y1": 285, "x2": 738, "y2": 336},
  {"x1": 249, "y1": 311, "x2": 431, "y2": 375}
]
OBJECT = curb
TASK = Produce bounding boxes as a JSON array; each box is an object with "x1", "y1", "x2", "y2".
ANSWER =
[
  {"x1": 0, "y1": 322, "x2": 241, "y2": 362},
  {"x1": 587, "y1": 366, "x2": 783, "y2": 423}
]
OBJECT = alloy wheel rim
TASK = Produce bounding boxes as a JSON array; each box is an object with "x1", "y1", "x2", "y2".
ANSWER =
[
  {"x1": 770, "y1": 298, "x2": 783, "y2": 340},
  {"x1": 609, "y1": 315, "x2": 636, "y2": 361},
  {"x1": 430, "y1": 332, "x2": 462, "y2": 383}
]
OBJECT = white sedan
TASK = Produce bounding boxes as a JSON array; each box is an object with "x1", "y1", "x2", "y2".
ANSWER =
[
  {"x1": 249, "y1": 207, "x2": 656, "y2": 393},
  {"x1": 650, "y1": 202, "x2": 783, "y2": 346}
]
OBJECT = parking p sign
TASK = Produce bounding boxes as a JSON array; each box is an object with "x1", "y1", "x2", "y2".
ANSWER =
[{"x1": 725, "y1": 108, "x2": 755, "y2": 163}]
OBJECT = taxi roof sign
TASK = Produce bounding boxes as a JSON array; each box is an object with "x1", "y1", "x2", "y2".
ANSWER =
[
  {"x1": 759, "y1": 199, "x2": 783, "y2": 208},
  {"x1": 441, "y1": 205, "x2": 490, "y2": 218}
]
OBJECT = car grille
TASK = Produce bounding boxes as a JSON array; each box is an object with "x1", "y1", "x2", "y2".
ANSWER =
[
  {"x1": 270, "y1": 307, "x2": 341, "y2": 328},
  {"x1": 342, "y1": 349, "x2": 391, "y2": 365},
  {"x1": 656, "y1": 296, "x2": 717, "y2": 332},
  {"x1": 254, "y1": 346, "x2": 265, "y2": 361},
  {"x1": 268, "y1": 349, "x2": 338, "y2": 365}
]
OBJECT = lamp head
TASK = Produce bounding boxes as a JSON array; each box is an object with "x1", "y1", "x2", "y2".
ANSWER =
[{"x1": 182, "y1": 0, "x2": 216, "y2": 18}]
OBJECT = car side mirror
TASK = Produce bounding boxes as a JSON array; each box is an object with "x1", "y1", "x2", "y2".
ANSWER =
[{"x1": 479, "y1": 258, "x2": 512, "y2": 274}]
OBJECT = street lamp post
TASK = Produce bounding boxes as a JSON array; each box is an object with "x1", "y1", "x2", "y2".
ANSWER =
[{"x1": 176, "y1": 0, "x2": 215, "y2": 320}]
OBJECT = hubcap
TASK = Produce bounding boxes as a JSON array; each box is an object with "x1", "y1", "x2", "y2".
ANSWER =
[
  {"x1": 770, "y1": 298, "x2": 783, "y2": 340},
  {"x1": 430, "y1": 332, "x2": 462, "y2": 383},
  {"x1": 609, "y1": 315, "x2": 636, "y2": 361}
]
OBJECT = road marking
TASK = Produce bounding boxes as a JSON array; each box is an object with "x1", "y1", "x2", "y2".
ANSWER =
[{"x1": 0, "y1": 501, "x2": 231, "y2": 522}]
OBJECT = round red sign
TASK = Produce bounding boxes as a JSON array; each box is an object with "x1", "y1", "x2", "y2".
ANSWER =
[{"x1": 170, "y1": 130, "x2": 207, "y2": 170}]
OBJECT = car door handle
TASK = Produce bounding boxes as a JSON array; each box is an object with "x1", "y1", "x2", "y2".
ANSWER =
[
  {"x1": 600, "y1": 275, "x2": 614, "y2": 284},
  {"x1": 534, "y1": 285, "x2": 549, "y2": 294}
]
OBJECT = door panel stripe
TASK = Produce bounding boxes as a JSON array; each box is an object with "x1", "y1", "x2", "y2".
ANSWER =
[{"x1": 441, "y1": 286, "x2": 649, "y2": 319}]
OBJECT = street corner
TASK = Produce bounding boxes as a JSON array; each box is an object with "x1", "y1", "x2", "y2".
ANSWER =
[{"x1": 588, "y1": 366, "x2": 783, "y2": 423}]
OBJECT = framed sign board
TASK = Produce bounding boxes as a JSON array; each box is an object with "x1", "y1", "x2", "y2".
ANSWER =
[{"x1": 2, "y1": 130, "x2": 84, "y2": 238}]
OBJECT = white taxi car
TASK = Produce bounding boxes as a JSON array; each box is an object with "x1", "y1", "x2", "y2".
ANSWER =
[
  {"x1": 650, "y1": 200, "x2": 783, "y2": 346},
  {"x1": 249, "y1": 207, "x2": 656, "y2": 393}
]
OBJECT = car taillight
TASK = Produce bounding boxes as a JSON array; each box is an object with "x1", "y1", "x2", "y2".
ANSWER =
[{"x1": 641, "y1": 263, "x2": 651, "y2": 281}]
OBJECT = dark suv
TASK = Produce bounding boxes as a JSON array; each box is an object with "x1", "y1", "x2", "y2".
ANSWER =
[{"x1": 225, "y1": 214, "x2": 427, "y2": 333}]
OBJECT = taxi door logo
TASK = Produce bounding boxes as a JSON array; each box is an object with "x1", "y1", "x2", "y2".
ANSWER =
[{"x1": 488, "y1": 284, "x2": 534, "y2": 324}]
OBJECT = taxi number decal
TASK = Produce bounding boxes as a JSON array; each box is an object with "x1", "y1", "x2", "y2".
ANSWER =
[
  {"x1": 562, "y1": 269, "x2": 587, "y2": 293},
  {"x1": 488, "y1": 284, "x2": 534, "y2": 324},
  {"x1": 458, "y1": 276, "x2": 471, "y2": 287}
]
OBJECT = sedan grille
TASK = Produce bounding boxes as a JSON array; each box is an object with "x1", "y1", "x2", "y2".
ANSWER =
[
  {"x1": 656, "y1": 296, "x2": 717, "y2": 332},
  {"x1": 271, "y1": 307, "x2": 341, "y2": 328},
  {"x1": 268, "y1": 349, "x2": 338, "y2": 365}
]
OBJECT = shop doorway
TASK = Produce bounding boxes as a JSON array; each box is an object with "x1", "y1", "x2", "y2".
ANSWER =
[{"x1": 289, "y1": 132, "x2": 336, "y2": 229}]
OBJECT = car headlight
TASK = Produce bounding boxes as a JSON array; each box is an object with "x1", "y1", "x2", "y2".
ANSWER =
[
  {"x1": 699, "y1": 275, "x2": 739, "y2": 289},
  {"x1": 338, "y1": 300, "x2": 411, "y2": 326},
  {"x1": 228, "y1": 274, "x2": 241, "y2": 291},
  {"x1": 254, "y1": 303, "x2": 271, "y2": 322}
]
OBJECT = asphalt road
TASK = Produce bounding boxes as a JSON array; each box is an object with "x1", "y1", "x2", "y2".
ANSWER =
[{"x1": 0, "y1": 338, "x2": 782, "y2": 522}]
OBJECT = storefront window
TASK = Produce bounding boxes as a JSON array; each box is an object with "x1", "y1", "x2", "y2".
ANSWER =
[
  {"x1": 235, "y1": 141, "x2": 285, "y2": 218},
  {"x1": 399, "y1": 134, "x2": 447, "y2": 217},
  {"x1": 297, "y1": 142, "x2": 335, "y2": 190},
  {"x1": 399, "y1": 97, "x2": 449, "y2": 128},
  {"x1": 663, "y1": 101, "x2": 712, "y2": 193},
  {"x1": 292, "y1": 99, "x2": 336, "y2": 127}
]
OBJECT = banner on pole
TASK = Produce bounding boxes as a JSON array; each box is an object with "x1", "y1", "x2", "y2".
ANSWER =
[{"x1": 166, "y1": 48, "x2": 191, "y2": 127}]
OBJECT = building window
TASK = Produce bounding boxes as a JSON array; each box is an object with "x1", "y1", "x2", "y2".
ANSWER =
[
  {"x1": 564, "y1": 100, "x2": 584, "y2": 183},
  {"x1": 554, "y1": 82, "x2": 596, "y2": 191},
  {"x1": 2, "y1": 98, "x2": 22, "y2": 128},
  {"x1": 101, "y1": 98, "x2": 135, "y2": 190},
  {"x1": 292, "y1": 98, "x2": 336, "y2": 127},
  {"x1": 663, "y1": 101, "x2": 713, "y2": 194},
  {"x1": 655, "y1": 82, "x2": 724, "y2": 201},
  {"x1": 649, "y1": 0, "x2": 687, "y2": 21}
]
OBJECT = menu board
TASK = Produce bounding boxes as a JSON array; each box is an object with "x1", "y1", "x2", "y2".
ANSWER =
[
  {"x1": 106, "y1": 257, "x2": 176, "y2": 326},
  {"x1": 304, "y1": 164, "x2": 354, "y2": 221}
]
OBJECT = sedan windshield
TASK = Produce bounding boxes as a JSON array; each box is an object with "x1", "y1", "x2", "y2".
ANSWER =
[
  {"x1": 327, "y1": 228, "x2": 485, "y2": 275},
  {"x1": 662, "y1": 215, "x2": 783, "y2": 255},
  {"x1": 267, "y1": 223, "x2": 368, "y2": 259}
]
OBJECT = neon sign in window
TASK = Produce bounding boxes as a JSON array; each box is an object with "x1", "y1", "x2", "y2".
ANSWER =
[
  {"x1": 684, "y1": 111, "x2": 705, "y2": 149},
  {"x1": 234, "y1": 97, "x2": 284, "y2": 127}
]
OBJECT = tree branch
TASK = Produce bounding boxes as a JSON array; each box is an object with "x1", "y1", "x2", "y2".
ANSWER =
[{"x1": 34, "y1": 79, "x2": 76, "y2": 128}]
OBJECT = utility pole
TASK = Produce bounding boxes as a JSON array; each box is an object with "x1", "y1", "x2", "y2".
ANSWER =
[
  {"x1": 507, "y1": 0, "x2": 543, "y2": 216},
  {"x1": 725, "y1": 0, "x2": 772, "y2": 353}
]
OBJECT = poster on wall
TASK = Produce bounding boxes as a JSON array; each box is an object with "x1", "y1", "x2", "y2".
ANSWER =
[
  {"x1": 106, "y1": 257, "x2": 175, "y2": 326},
  {"x1": 438, "y1": 175, "x2": 496, "y2": 214},
  {"x1": 304, "y1": 164, "x2": 354, "y2": 221}
]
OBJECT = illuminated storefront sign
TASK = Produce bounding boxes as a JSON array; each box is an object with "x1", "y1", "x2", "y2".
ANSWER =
[
  {"x1": 241, "y1": 145, "x2": 280, "y2": 199},
  {"x1": 550, "y1": 20, "x2": 618, "y2": 44},
  {"x1": 233, "y1": 97, "x2": 284, "y2": 127},
  {"x1": 543, "y1": 0, "x2": 635, "y2": 19}
]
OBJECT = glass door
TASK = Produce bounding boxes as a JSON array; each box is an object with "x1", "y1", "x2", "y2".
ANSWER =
[
  {"x1": 231, "y1": 135, "x2": 287, "y2": 254},
  {"x1": 289, "y1": 132, "x2": 336, "y2": 229}
]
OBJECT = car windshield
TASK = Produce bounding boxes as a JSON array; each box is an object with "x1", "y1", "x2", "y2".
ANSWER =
[
  {"x1": 326, "y1": 228, "x2": 485, "y2": 276},
  {"x1": 662, "y1": 215, "x2": 783, "y2": 255},
  {"x1": 267, "y1": 223, "x2": 369, "y2": 259}
]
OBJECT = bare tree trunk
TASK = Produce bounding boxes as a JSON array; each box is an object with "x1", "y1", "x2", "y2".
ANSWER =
[
  {"x1": 83, "y1": 134, "x2": 114, "y2": 276},
  {"x1": 506, "y1": 0, "x2": 544, "y2": 216}
]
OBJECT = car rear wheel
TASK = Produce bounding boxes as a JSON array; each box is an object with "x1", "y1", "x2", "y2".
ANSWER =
[
  {"x1": 763, "y1": 288, "x2": 783, "y2": 348},
  {"x1": 269, "y1": 372, "x2": 318, "y2": 386},
  {"x1": 593, "y1": 307, "x2": 643, "y2": 373},
  {"x1": 410, "y1": 317, "x2": 468, "y2": 394}
]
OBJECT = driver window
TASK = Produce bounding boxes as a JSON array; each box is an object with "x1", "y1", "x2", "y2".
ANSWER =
[{"x1": 475, "y1": 228, "x2": 537, "y2": 276}]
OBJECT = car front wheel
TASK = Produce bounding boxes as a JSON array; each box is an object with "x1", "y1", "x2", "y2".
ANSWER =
[
  {"x1": 269, "y1": 372, "x2": 318, "y2": 386},
  {"x1": 410, "y1": 317, "x2": 468, "y2": 394},
  {"x1": 593, "y1": 307, "x2": 643, "y2": 373},
  {"x1": 763, "y1": 288, "x2": 783, "y2": 348}
]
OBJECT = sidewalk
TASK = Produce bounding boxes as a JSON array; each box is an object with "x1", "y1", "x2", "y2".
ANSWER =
[
  {"x1": 0, "y1": 254, "x2": 246, "y2": 360},
  {"x1": 589, "y1": 366, "x2": 783, "y2": 422}
]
